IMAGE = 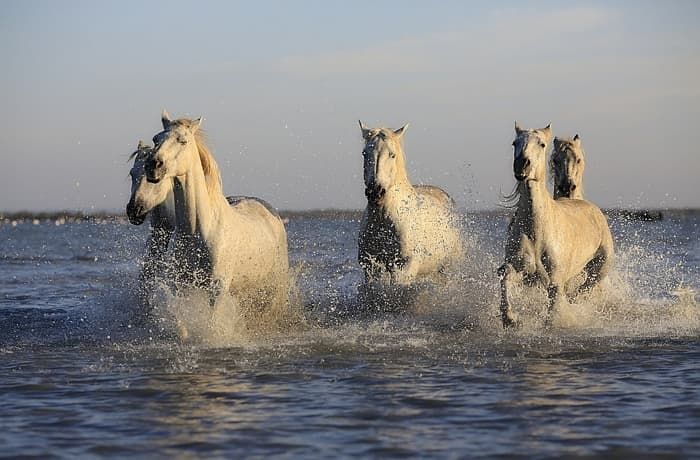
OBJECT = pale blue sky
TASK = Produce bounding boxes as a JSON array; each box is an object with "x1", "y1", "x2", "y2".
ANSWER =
[{"x1": 1, "y1": 1, "x2": 698, "y2": 211}]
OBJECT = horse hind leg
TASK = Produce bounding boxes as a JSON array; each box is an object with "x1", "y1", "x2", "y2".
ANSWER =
[
  {"x1": 498, "y1": 263, "x2": 520, "y2": 328},
  {"x1": 576, "y1": 248, "x2": 612, "y2": 297}
]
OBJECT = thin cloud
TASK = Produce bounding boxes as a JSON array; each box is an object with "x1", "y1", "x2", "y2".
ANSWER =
[{"x1": 278, "y1": 5, "x2": 617, "y2": 78}]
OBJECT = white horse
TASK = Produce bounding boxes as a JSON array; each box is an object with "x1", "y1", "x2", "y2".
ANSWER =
[
  {"x1": 499, "y1": 123, "x2": 614, "y2": 328},
  {"x1": 358, "y1": 121, "x2": 463, "y2": 288},
  {"x1": 551, "y1": 134, "x2": 585, "y2": 200},
  {"x1": 144, "y1": 111, "x2": 289, "y2": 311},
  {"x1": 126, "y1": 140, "x2": 176, "y2": 300}
]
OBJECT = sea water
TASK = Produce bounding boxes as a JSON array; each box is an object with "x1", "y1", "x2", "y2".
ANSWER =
[{"x1": 0, "y1": 211, "x2": 698, "y2": 458}]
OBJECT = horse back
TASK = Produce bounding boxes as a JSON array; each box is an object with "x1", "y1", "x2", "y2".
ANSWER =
[
  {"x1": 552, "y1": 198, "x2": 613, "y2": 251},
  {"x1": 226, "y1": 195, "x2": 282, "y2": 220},
  {"x1": 414, "y1": 185, "x2": 455, "y2": 208}
]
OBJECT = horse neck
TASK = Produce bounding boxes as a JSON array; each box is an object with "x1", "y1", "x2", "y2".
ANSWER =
[
  {"x1": 151, "y1": 188, "x2": 176, "y2": 231},
  {"x1": 375, "y1": 179, "x2": 415, "y2": 220},
  {"x1": 383, "y1": 147, "x2": 415, "y2": 201},
  {"x1": 172, "y1": 154, "x2": 225, "y2": 239},
  {"x1": 393, "y1": 145, "x2": 412, "y2": 185},
  {"x1": 573, "y1": 171, "x2": 584, "y2": 199},
  {"x1": 516, "y1": 179, "x2": 554, "y2": 235}
]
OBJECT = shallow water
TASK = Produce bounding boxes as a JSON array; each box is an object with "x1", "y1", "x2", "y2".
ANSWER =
[{"x1": 1, "y1": 211, "x2": 698, "y2": 458}]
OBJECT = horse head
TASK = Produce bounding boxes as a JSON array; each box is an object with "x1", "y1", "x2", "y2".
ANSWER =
[
  {"x1": 359, "y1": 120, "x2": 409, "y2": 203},
  {"x1": 512, "y1": 122, "x2": 552, "y2": 183},
  {"x1": 146, "y1": 110, "x2": 202, "y2": 184},
  {"x1": 551, "y1": 134, "x2": 585, "y2": 199},
  {"x1": 126, "y1": 140, "x2": 172, "y2": 225}
]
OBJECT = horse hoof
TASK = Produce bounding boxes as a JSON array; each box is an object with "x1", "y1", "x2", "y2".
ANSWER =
[
  {"x1": 502, "y1": 315, "x2": 521, "y2": 329},
  {"x1": 176, "y1": 321, "x2": 190, "y2": 341},
  {"x1": 543, "y1": 317, "x2": 553, "y2": 330}
]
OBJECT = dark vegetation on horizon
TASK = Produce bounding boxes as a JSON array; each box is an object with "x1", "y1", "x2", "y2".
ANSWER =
[{"x1": 1, "y1": 208, "x2": 691, "y2": 224}]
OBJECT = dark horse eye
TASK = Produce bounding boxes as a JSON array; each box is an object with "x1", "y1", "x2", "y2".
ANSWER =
[{"x1": 539, "y1": 143, "x2": 546, "y2": 148}]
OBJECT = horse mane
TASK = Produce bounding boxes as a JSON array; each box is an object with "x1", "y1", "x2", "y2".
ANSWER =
[
  {"x1": 499, "y1": 182, "x2": 522, "y2": 209},
  {"x1": 169, "y1": 119, "x2": 224, "y2": 200},
  {"x1": 128, "y1": 145, "x2": 151, "y2": 162},
  {"x1": 189, "y1": 130, "x2": 222, "y2": 197}
]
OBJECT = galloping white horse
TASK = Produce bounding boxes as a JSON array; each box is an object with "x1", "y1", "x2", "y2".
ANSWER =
[
  {"x1": 499, "y1": 123, "x2": 614, "y2": 328},
  {"x1": 358, "y1": 121, "x2": 463, "y2": 287},
  {"x1": 126, "y1": 140, "x2": 175, "y2": 298},
  {"x1": 551, "y1": 134, "x2": 585, "y2": 200},
  {"x1": 144, "y1": 111, "x2": 289, "y2": 311}
]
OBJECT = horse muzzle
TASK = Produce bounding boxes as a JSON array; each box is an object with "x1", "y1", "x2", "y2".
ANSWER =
[
  {"x1": 126, "y1": 200, "x2": 147, "y2": 225},
  {"x1": 365, "y1": 184, "x2": 386, "y2": 203},
  {"x1": 145, "y1": 158, "x2": 164, "y2": 183},
  {"x1": 513, "y1": 157, "x2": 531, "y2": 182},
  {"x1": 560, "y1": 180, "x2": 577, "y2": 196}
]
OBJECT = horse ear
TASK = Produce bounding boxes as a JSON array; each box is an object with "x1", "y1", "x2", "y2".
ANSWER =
[
  {"x1": 137, "y1": 140, "x2": 147, "y2": 150},
  {"x1": 161, "y1": 109, "x2": 172, "y2": 129},
  {"x1": 573, "y1": 133, "x2": 581, "y2": 145},
  {"x1": 394, "y1": 123, "x2": 409, "y2": 137},
  {"x1": 542, "y1": 123, "x2": 552, "y2": 140},
  {"x1": 514, "y1": 121, "x2": 523, "y2": 134},
  {"x1": 190, "y1": 117, "x2": 203, "y2": 133},
  {"x1": 359, "y1": 120, "x2": 371, "y2": 139}
]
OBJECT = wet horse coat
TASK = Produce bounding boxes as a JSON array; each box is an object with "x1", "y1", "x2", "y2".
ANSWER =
[
  {"x1": 357, "y1": 121, "x2": 463, "y2": 287},
  {"x1": 145, "y1": 111, "x2": 289, "y2": 313},
  {"x1": 499, "y1": 123, "x2": 614, "y2": 327}
]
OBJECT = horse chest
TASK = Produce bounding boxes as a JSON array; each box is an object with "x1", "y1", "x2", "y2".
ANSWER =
[
  {"x1": 359, "y1": 213, "x2": 406, "y2": 273},
  {"x1": 172, "y1": 233, "x2": 214, "y2": 287}
]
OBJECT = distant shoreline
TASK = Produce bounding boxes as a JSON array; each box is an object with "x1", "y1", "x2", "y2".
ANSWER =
[{"x1": 1, "y1": 208, "x2": 696, "y2": 224}]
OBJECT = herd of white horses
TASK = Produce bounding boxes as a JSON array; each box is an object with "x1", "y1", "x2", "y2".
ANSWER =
[{"x1": 126, "y1": 111, "x2": 613, "y2": 331}]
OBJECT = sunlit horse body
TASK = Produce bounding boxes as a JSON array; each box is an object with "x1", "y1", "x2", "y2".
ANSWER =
[
  {"x1": 499, "y1": 123, "x2": 614, "y2": 328},
  {"x1": 127, "y1": 139, "x2": 231, "y2": 299},
  {"x1": 126, "y1": 141, "x2": 176, "y2": 299},
  {"x1": 144, "y1": 111, "x2": 289, "y2": 312},
  {"x1": 551, "y1": 134, "x2": 585, "y2": 200},
  {"x1": 358, "y1": 121, "x2": 463, "y2": 290}
]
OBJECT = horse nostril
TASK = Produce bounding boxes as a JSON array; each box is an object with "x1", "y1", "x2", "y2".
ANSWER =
[
  {"x1": 146, "y1": 158, "x2": 162, "y2": 172},
  {"x1": 571, "y1": 184, "x2": 577, "y2": 190}
]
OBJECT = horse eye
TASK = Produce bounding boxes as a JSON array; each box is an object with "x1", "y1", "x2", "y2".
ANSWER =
[
  {"x1": 177, "y1": 136, "x2": 187, "y2": 145},
  {"x1": 539, "y1": 142, "x2": 546, "y2": 148},
  {"x1": 389, "y1": 152, "x2": 396, "y2": 159},
  {"x1": 576, "y1": 158, "x2": 582, "y2": 164}
]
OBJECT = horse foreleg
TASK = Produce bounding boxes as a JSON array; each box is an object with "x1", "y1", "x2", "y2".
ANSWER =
[
  {"x1": 208, "y1": 278, "x2": 223, "y2": 308},
  {"x1": 392, "y1": 258, "x2": 419, "y2": 286},
  {"x1": 498, "y1": 264, "x2": 519, "y2": 328},
  {"x1": 546, "y1": 283, "x2": 566, "y2": 328}
]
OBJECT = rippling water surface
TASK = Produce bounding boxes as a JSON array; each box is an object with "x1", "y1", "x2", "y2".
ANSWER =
[{"x1": 1, "y1": 211, "x2": 698, "y2": 458}]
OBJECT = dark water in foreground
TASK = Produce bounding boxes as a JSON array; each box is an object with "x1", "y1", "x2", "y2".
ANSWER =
[{"x1": 1, "y1": 211, "x2": 698, "y2": 458}]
